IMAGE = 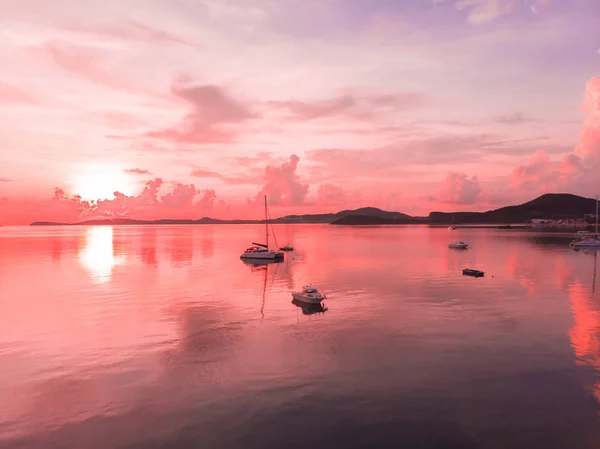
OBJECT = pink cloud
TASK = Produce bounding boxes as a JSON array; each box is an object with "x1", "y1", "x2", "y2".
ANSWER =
[
  {"x1": 190, "y1": 169, "x2": 223, "y2": 178},
  {"x1": 574, "y1": 77, "x2": 600, "y2": 169},
  {"x1": 198, "y1": 189, "x2": 217, "y2": 209},
  {"x1": 161, "y1": 183, "x2": 199, "y2": 208},
  {"x1": 441, "y1": 0, "x2": 550, "y2": 24},
  {"x1": 0, "y1": 82, "x2": 37, "y2": 104},
  {"x1": 39, "y1": 41, "x2": 130, "y2": 91},
  {"x1": 495, "y1": 111, "x2": 540, "y2": 124},
  {"x1": 255, "y1": 154, "x2": 309, "y2": 206},
  {"x1": 437, "y1": 172, "x2": 481, "y2": 204},
  {"x1": 306, "y1": 134, "x2": 558, "y2": 187},
  {"x1": 147, "y1": 79, "x2": 256, "y2": 144},
  {"x1": 235, "y1": 152, "x2": 274, "y2": 167},
  {"x1": 94, "y1": 178, "x2": 218, "y2": 220},
  {"x1": 270, "y1": 92, "x2": 425, "y2": 121},
  {"x1": 315, "y1": 183, "x2": 348, "y2": 206},
  {"x1": 0, "y1": 178, "x2": 221, "y2": 224},
  {"x1": 0, "y1": 178, "x2": 11, "y2": 182},
  {"x1": 511, "y1": 150, "x2": 556, "y2": 190},
  {"x1": 510, "y1": 77, "x2": 600, "y2": 193},
  {"x1": 62, "y1": 20, "x2": 195, "y2": 46},
  {"x1": 124, "y1": 168, "x2": 151, "y2": 175}
]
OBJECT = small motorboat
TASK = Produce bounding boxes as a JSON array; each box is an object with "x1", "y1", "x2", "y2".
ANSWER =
[
  {"x1": 279, "y1": 246, "x2": 294, "y2": 251},
  {"x1": 463, "y1": 268, "x2": 484, "y2": 277},
  {"x1": 292, "y1": 285, "x2": 326, "y2": 304},
  {"x1": 449, "y1": 241, "x2": 469, "y2": 249},
  {"x1": 570, "y1": 238, "x2": 600, "y2": 248}
]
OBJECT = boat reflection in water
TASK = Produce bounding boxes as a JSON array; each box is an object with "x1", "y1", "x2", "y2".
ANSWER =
[
  {"x1": 572, "y1": 246, "x2": 598, "y2": 294},
  {"x1": 291, "y1": 298, "x2": 328, "y2": 315},
  {"x1": 240, "y1": 258, "x2": 284, "y2": 319}
]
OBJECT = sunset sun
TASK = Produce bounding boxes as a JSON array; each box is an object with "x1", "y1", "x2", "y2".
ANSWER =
[{"x1": 70, "y1": 165, "x2": 135, "y2": 201}]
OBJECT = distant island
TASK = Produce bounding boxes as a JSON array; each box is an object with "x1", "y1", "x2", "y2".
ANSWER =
[
  {"x1": 31, "y1": 207, "x2": 416, "y2": 226},
  {"x1": 30, "y1": 194, "x2": 598, "y2": 227}
]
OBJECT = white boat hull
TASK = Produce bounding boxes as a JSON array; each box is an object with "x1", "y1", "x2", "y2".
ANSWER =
[
  {"x1": 292, "y1": 292, "x2": 325, "y2": 304},
  {"x1": 571, "y1": 240, "x2": 600, "y2": 248},
  {"x1": 240, "y1": 251, "x2": 283, "y2": 260}
]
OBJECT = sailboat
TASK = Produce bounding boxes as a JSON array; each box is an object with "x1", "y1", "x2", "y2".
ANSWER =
[
  {"x1": 240, "y1": 195, "x2": 284, "y2": 260},
  {"x1": 448, "y1": 213, "x2": 456, "y2": 230},
  {"x1": 279, "y1": 225, "x2": 294, "y2": 251},
  {"x1": 571, "y1": 195, "x2": 600, "y2": 248}
]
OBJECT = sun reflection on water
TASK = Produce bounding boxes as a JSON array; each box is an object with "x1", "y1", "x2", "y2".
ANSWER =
[{"x1": 79, "y1": 227, "x2": 125, "y2": 282}]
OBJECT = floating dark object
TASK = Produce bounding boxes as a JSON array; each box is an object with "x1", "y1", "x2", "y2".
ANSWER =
[
  {"x1": 463, "y1": 268, "x2": 484, "y2": 277},
  {"x1": 498, "y1": 225, "x2": 512, "y2": 229},
  {"x1": 280, "y1": 246, "x2": 294, "y2": 251}
]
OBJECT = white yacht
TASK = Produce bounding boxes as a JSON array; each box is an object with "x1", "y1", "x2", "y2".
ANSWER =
[
  {"x1": 571, "y1": 195, "x2": 600, "y2": 248},
  {"x1": 240, "y1": 196, "x2": 284, "y2": 260},
  {"x1": 571, "y1": 238, "x2": 600, "y2": 248},
  {"x1": 449, "y1": 241, "x2": 469, "y2": 249},
  {"x1": 292, "y1": 286, "x2": 326, "y2": 304}
]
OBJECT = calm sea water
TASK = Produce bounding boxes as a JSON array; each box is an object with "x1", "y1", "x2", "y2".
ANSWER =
[{"x1": 1, "y1": 225, "x2": 599, "y2": 449}]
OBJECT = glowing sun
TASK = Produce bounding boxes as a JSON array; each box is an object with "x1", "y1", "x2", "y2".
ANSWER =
[{"x1": 70, "y1": 165, "x2": 135, "y2": 201}]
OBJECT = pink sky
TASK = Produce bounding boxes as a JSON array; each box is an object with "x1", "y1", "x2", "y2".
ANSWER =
[{"x1": 0, "y1": 0, "x2": 599, "y2": 224}]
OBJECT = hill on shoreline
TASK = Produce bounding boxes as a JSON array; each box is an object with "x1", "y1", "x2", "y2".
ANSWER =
[
  {"x1": 427, "y1": 193, "x2": 597, "y2": 225},
  {"x1": 29, "y1": 194, "x2": 598, "y2": 227},
  {"x1": 331, "y1": 193, "x2": 597, "y2": 225},
  {"x1": 30, "y1": 206, "x2": 406, "y2": 226}
]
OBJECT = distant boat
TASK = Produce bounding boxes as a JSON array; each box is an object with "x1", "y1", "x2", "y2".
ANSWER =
[
  {"x1": 571, "y1": 195, "x2": 600, "y2": 248},
  {"x1": 463, "y1": 268, "x2": 484, "y2": 277},
  {"x1": 498, "y1": 225, "x2": 512, "y2": 229},
  {"x1": 449, "y1": 241, "x2": 469, "y2": 249},
  {"x1": 280, "y1": 226, "x2": 294, "y2": 251},
  {"x1": 240, "y1": 196, "x2": 284, "y2": 260},
  {"x1": 571, "y1": 238, "x2": 600, "y2": 248},
  {"x1": 292, "y1": 285, "x2": 326, "y2": 304},
  {"x1": 449, "y1": 214, "x2": 456, "y2": 230}
]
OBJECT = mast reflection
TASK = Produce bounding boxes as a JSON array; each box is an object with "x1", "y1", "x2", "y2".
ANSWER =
[{"x1": 241, "y1": 258, "x2": 283, "y2": 318}]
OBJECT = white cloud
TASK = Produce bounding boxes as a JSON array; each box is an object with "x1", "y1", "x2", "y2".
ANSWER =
[{"x1": 436, "y1": 0, "x2": 549, "y2": 24}]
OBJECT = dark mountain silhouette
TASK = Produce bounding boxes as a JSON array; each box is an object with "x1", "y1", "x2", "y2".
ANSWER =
[
  {"x1": 331, "y1": 193, "x2": 597, "y2": 225},
  {"x1": 29, "y1": 194, "x2": 598, "y2": 227},
  {"x1": 331, "y1": 215, "x2": 428, "y2": 225},
  {"x1": 428, "y1": 193, "x2": 597, "y2": 224},
  {"x1": 30, "y1": 207, "x2": 402, "y2": 226}
]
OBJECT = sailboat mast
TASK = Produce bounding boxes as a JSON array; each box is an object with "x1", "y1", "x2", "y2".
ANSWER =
[
  {"x1": 264, "y1": 195, "x2": 269, "y2": 250},
  {"x1": 596, "y1": 195, "x2": 600, "y2": 235}
]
